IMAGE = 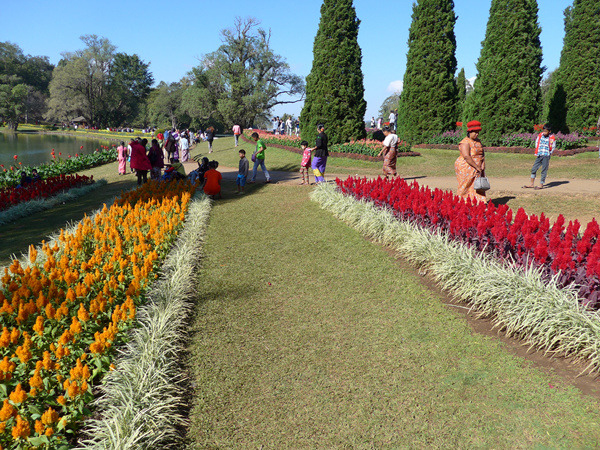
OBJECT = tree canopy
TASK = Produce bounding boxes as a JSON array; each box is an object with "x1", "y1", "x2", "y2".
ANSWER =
[
  {"x1": 46, "y1": 35, "x2": 153, "y2": 127},
  {"x1": 300, "y1": 0, "x2": 366, "y2": 146},
  {"x1": 464, "y1": 0, "x2": 543, "y2": 144},
  {"x1": 397, "y1": 0, "x2": 458, "y2": 144},
  {"x1": 180, "y1": 17, "x2": 304, "y2": 129},
  {"x1": 545, "y1": 0, "x2": 600, "y2": 132}
]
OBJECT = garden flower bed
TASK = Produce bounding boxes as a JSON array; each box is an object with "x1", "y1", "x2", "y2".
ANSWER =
[
  {"x1": 413, "y1": 143, "x2": 598, "y2": 156},
  {"x1": 242, "y1": 131, "x2": 420, "y2": 160},
  {"x1": 0, "y1": 146, "x2": 118, "y2": 189},
  {"x1": 335, "y1": 176, "x2": 600, "y2": 307},
  {"x1": 0, "y1": 179, "x2": 197, "y2": 448},
  {"x1": 0, "y1": 174, "x2": 94, "y2": 212},
  {"x1": 311, "y1": 181, "x2": 600, "y2": 375}
]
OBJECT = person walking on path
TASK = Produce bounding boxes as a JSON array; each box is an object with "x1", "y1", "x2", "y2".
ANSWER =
[
  {"x1": 237, "y1": 149, "x2": 249, "y2": 194},
  {"x1": 312, "y1": 124, "x2": 328, "y2": 183},
  {"x1": 523, "y1": 123, "x2": 556, "y2": 190},
  {"x1": 300, "y1": 140, "x2": 312, "y2": 185},
  {"x1": 117, "y1": 141, "x2": 127, "y2": 175},
  {"x1": 179, "y1": 133, "x2": 190, "y2": 162},
  {"x1": 206, "y1": 126, "x2": 215, "y2": 153},
  {"x1": 130, "y1": 138, "x2": 151, "y2": 185},
  {"x1": 148, "y1": 138, "x2": 164, "y2": 180},
  {"x1": 388, "y1": 110, "x2": 396, "y2": 132},
  {"x1": 232, "y1": 124, "x2": 242, "y2": 147},
  {"x1": 377, "y1": 126, "x2": 399, "y2": 178},
  {"x1": 249, "y1": 132, "x2": 271, "y2": 183},
  {"x1": 455, "y1": 120, "x2": 486, "y2": 203}
]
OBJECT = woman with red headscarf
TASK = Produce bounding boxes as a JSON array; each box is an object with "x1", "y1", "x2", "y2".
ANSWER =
[{"x1": 455, "y1": 120, "x2": 486, "y2": 203}]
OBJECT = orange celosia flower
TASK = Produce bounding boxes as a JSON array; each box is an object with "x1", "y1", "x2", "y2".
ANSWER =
[
  {"x1": 41, "y1": 407, "x2": 59, "y2": 425},
  {"x1": 33, "y1": 315, "x2": 44, "y2": 335},
  {"x1": 70, "y1": 317, "x2": 82, "y2": 335},
  {"x1": 42, "y1": 351, "x2": 55, "y2": 371},
  {"x1": 34, "y1": 419, "x2": 44, "y2": 435},
  {"x1": 0, "y1": 399, "x2": 15, "y2": 421},
  {"x1": 11, "y1": 415, "x2": 31, "y2": 439},
  {"x1": 9, "y1": 384, "x2": 28, "y2": 404},
  {"x1": 57, "y1": 395, "x2": 67, "y2": 406},
  {"x1": 77, "y1": 303, "x2": 90, "y2": 322},
  {"x1": 45, "y1": 426, "x2": 54, "y2": 436},
  {"x1": 0, "y1": 328, "x2": 9, "y2": 347},
  {"x1": 29, "y1": 370, "x2": 44, "y2": 390}
]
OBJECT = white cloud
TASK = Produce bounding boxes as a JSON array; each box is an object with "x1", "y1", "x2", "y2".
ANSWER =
[{"x1": 387, "y1": 80, "x2": 403, "y2": 93}]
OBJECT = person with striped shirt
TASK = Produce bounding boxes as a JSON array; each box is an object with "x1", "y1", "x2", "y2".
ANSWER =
[{"x1": 523, "y1": 123, "x2": 556, "y2": 190}]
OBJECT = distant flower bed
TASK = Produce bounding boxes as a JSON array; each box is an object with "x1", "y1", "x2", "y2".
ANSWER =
[
  {"x1": 0, "y1": 174, "x2": 94, "y2": 212},
  {"x1": 427, "y1": 130, "x2": 462, "y2": 145},
  {"x1": 0, "y1": 146, "x2": 117, "y2": 189},
  {"x1": 243, "y1": 130, "x2": 415, "y2": 158},
  {"x1": 499, "y1": 132, "x2": 588, "y2": 150}
]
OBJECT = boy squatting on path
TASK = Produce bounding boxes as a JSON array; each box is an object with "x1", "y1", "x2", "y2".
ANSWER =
[
  {"x1": 237, "y1": 149, "x2": 249, "y2": 194},
  {"x1": 300, "y1": 140, "x2": 312, "y2": 185},
  {"x1": 523, "y1": 123, "x2": 556, "y2": 190}
]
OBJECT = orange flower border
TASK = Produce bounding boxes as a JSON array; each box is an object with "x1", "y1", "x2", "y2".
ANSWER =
[{"x1": 0, "y1": 179, "x2": 197, "y2": 448}]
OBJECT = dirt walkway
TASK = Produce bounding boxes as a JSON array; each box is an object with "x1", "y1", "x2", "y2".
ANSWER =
[{"x1": 183, "y1": 160, "x2": 599, "y2": 196}]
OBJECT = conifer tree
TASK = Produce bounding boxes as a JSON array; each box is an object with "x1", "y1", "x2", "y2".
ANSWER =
[
  {"x1": 464, "y1": 0, "x2": 543, "y2": 144},
  {"x1": 300, "y1": 0, "x2": 366, "y2": 146},
  {"x1": 397, "y1": 0, "x2": 458, "y2": 144},
  {"x1": 456, "y1": 68, "x2": 467, "y2": 118},
  {"x1": 545, "y1": 0, "x2": 600, "y2": 132}
]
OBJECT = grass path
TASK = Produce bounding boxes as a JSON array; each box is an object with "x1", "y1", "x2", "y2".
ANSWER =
[{"x1": 187, "y1": 184, "x2": 600, "y2": 448}]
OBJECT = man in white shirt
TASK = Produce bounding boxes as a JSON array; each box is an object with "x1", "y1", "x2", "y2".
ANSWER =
[
  {"x1": 389, "y1": 111, "x2": 396, "y2": 131},
  {"x1": 378, "y1": 126, "x2": 399, "y2": 178}
]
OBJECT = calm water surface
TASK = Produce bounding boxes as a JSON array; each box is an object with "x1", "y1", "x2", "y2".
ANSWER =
[{"x1": 0, "y1": 132, "x2": 114, "y2": 167}]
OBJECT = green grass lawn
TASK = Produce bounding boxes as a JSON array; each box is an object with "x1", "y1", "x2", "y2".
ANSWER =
[{"x1": 186, "y1": 184, "x2": 600, "y2": 448}]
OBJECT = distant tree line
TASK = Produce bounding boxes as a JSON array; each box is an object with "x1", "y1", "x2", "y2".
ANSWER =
[{"x1": 0, "y1": 18, "x2": 305, "y2": 133}]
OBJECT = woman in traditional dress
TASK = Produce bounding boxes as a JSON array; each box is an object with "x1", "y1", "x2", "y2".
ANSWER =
[
  {"x1": 455, "y1": 120, "x2": 486, "y2": 203},
  {"x1": 377, "y1": 126, "x2": 399, "y2": 178},
  {"x1": 117, "y1": 141, "x2": 127, "y2": 175},
  {"x1": 312, "y1": 124, "x2": 328, "y2": 183}
]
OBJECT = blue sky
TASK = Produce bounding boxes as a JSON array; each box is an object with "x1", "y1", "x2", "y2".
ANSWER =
[{"x1": 3, "y1": 0, "x2": 572, "y2": 122}]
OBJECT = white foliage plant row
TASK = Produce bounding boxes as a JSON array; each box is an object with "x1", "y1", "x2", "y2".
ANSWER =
[
  {"x1": 76, "y1": 193, "x2": 212, "y2": 450},
  {"x1": 310, "y1": 183, "x2": 600, "y2": 375}
]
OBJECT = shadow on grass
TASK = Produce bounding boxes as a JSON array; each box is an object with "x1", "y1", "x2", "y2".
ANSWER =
[
  {"x1": 544, "y1": 180, "x2": 570, "y2": 189},
  {"x1": 492, "y1": 196, "x2": 517, "y2": 206}
]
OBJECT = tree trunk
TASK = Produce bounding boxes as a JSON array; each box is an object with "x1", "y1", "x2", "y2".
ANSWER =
[{"x1": 7, "y1": 121, "x2": 18, "y2": 131}]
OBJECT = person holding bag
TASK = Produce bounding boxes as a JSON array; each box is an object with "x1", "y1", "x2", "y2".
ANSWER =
[{"x1": 455, "y1": 120, "x2": 488, "y2": 203}]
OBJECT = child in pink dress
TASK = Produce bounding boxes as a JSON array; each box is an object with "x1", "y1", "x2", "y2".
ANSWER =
[{"x1": 300, "y1": 140, "x2": 312, "y2": 185}]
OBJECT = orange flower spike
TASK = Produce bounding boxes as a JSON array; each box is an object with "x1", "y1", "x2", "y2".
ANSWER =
[
  {"x1": 57, "y1": 395, "x2": 67, "y2": 406},
  {"x1": 45, "y1": 303, "x2": 56, "y2": 320},
  {"x1": 58, "y1": 329, "x2": 73, "y2": 346},
  {"x1": 15, "y1": 345, "x2": 32, "y2": 364},
  {"x1": 33, "y1": 315, "x2": 44, "y2": 336},
  {"x1": 66, "y1": 288, "x2": 76, "y2": 303},
  {"x1": 29, "y1": 370, "x2": 44, "y2": 390},
  {"x1": 0, "y1": 399, "x2": 15, "y2": 421},
  {"x1": 34, "y1": 419, "x2": 44, "y2": 434},
  {"x1": 42, "y1": 351, "x2": 54, "y2": 371},
  {"x1": 28, "y1": 245, "x2": 38, "y2": 264},
  {"x1": 11, "y1": 414, "x2": 31, "y2": 439},
  {"x1": 70, "y1": 317, "x2": 82, "y2": 335},
  {"x1": 77, "y1": 303, "x2": 90, "y2": 322},
  {"x1": 9, "y1": 327, "x2": 20, "y2": 345},
  {"x1": 41, "y1": 407, "x2": 59, "y2": 425},
  {"x1": 36, "y1": 291, "x2": 47, "y2": 310},
  {"x1": 0, "y1": 328, "x2": 9, "y2": 347},
  {"x1": 9, "y1": 384, "x2": 28, "y2": 404}
]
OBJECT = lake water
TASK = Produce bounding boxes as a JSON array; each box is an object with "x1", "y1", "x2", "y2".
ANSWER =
[{"x1": 0, "y1": 132, "x2": 114, "y2": 167}]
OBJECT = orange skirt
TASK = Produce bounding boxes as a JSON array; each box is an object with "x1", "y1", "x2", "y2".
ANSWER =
[{"x1": 455, "y1": 156, "x2": 486, "y2": 203}]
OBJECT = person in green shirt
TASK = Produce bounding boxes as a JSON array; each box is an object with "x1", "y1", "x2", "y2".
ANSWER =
[{"x1": 249, "y1": 132, "x2": 271, "y2": 183}]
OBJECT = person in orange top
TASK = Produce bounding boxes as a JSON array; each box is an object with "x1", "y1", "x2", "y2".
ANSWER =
[
  {"x1": 203, "y1": 161, "x2": 222, "y2": 198},
  {"x1": 455, "y1": 120, "x2": 486, "y2": 203}
]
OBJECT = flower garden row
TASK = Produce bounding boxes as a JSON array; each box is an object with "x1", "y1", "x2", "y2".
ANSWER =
[
  {"x1": 426, "y1": 129, "x2": 591, "y2": 151},
  {"x1": 0, "y1": 174, "x2": 94, "y2": 212},
  {"x1": 242, "y1": 130, "x2": 415, "y2": 158},
  {"x1": 0, "y1": 179, "x2": 196, "y2": 448},
  {"x1": 0, "y1": 146, "x2": 118, "y2": 189},
  {"x1": 336, "y1": 176, "x2": 600, "y2": 308}
]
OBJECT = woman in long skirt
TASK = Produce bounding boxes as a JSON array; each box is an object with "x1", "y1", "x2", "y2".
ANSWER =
[{"x1": 117, "y1": 141, "x2": 127, "y2": 175}]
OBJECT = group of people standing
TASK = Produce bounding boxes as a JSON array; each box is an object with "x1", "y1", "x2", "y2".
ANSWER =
[{"x1": 118, "y1": 138, "x2": 166, "y2": 185}]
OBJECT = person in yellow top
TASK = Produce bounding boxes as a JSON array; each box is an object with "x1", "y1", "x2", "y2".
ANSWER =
[{"x1": 455, "y1": 120, "x2": 486, "y2": 203}]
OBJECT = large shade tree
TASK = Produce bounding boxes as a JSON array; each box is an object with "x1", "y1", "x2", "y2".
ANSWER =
[
  {"x1": 464, "y1": 0, "x2": 543, "y2": 144},
  {"x1": 397, "y1": 0, "x2": 458, "y2": 144},
  {"x1": 180, "y1": 17, "x2": 304, "y2": 129},
  {"x1": 300, "y1": 0, "x2": 366, "y2": 146},
  {"x1": 0, "y1": 42, "x2": 54, "y2": 129},
  {"x1": 545, "y1": 0, "x2": 600, "y2": 132},
  {"x1": 46, "y1": 35, "x2": 153, "y2": 127}
]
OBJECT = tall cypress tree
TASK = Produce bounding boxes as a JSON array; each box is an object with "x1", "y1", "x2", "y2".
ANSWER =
[
  {"x1": 456, "y1": 68, "x2": 467, "y2": 118},
  {"x1": 397, "y1": 0, "x2": 458, "y2": 144},
  {"x1": 300, "y1": 0, "x2": 366, "y2": 146},
  {"x1": 464, "y1": 0, "x2": 543, "y2": 144},
  {"x1": 545, "y1": 0, "x2": 600, "y2": 132}
]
